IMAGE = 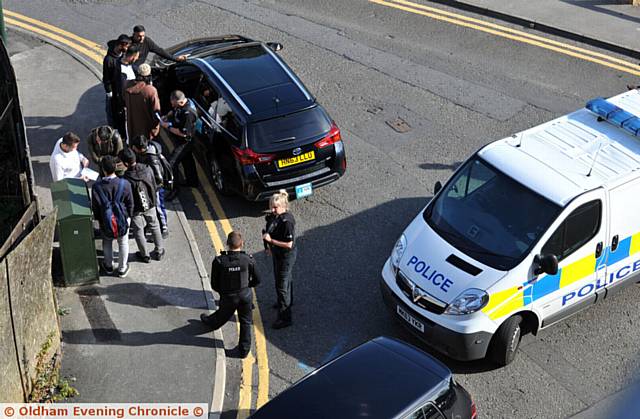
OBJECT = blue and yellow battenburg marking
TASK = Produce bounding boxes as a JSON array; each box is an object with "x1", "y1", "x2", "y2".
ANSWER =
[{"x1": 482, "y1": 232, "x2": 640, "y2": 320}]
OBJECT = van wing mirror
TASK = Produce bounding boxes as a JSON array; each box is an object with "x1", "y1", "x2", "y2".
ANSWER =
[
  {"x1": 434, "y1": 181, "x2": 443, "y2": 195},
  {"x1": 267, "y1": 42, "x2": 283, "y2": 52},
  {"x1": 534, "y1": 254, "x2": 558, "y2": 276}
]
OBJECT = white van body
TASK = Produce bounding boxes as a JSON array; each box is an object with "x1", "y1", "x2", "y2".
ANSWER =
[{"x1": 380, "y1": 90, "x2": 640, "y2": 365}]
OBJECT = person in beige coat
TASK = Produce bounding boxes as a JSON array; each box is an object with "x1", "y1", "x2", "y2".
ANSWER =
[{"x1": 123, "y1": 63, "x2": 160, "y2": 140}]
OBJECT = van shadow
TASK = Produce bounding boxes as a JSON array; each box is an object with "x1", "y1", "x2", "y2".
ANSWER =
[{"x1": 251, "y1": 196, "x2": 498, "y2": 379}]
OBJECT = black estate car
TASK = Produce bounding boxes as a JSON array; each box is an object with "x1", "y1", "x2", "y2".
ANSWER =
[
  {"x1": 250, "y1": 337, "x2": 477, "y2": 419},
  {"x1": 152, "y1": 35, "x2": 346, "y2": 201}
]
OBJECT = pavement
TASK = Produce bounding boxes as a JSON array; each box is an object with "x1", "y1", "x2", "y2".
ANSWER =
[
  {"x1": 428, "y1": 0, "x2": 640, "y2": 56},
  {"x1": 7, "y1": 28, "x2": 223, "y2": 412}
]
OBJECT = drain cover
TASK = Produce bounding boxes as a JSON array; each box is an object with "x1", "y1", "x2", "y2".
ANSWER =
[{"x1": 386, "y1": 117, "x2": 411, "y2": 133}]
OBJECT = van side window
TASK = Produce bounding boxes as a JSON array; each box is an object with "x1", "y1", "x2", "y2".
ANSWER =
[
  {"x1": 542, "y1": 200, "x2": 602, "y2": 262},
  {"x1": 447, "y1": 159, "x2": 496, "y2": 199}
]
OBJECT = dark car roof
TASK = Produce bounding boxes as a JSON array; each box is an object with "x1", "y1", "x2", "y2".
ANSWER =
[
  {"x1": 250, "y1": 337, "x2": 452, "y2": 419},
  {"x1": 168, "y1": 36, "x2": 316, "y2": 123}
]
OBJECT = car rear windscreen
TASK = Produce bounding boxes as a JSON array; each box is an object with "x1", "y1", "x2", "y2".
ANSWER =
[{"x1": 248, "y1": 107, "x2": 331, "y2": 152}]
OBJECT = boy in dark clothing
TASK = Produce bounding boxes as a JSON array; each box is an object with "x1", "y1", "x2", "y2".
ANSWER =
[
  {"x1": 102, "y1": 34, "x2": 131, "y2": 126},
  {"x1": 91, "y1": 156, "x2": 134, "y2": 277},
  {"x1": 130, "y1": 25, "x2": 186, "y2": 67},
  {"x1": 110, "y1": 46, "x2": 140, "y2": 138},
  {"x1": 131, "y1": 135, "x2": 169, "y2": 238},
  {"x1": 121, "y1": 148, "x2": 165, "y2": 262}
]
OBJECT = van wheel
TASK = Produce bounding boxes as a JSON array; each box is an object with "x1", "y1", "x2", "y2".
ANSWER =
[
  {"x1": 489, "y1": 315, "x2": 522, "y2": 366},
  {"x1": 210, "y1": 156, "x2": 232, "y2": 196}
]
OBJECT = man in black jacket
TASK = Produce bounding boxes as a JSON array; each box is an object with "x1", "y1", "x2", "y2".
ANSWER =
[
  {"x1": 131, "y1": 135, "x2": 170, "y2": 238},
  {"x1": 109, "y1": 45, "x2": 140, "y2": 138},
  {"x1": 102, "y1": 34, "x2": 131, "y2": 126},
  {"x1": 201, "y1": 231, "x2": 261, "y2": 358},
  {"x1": 161, "y1": 90, "x2": 199, "y2": 188},
  {"x1": 131, "y1": 25, "x2": 187, "y2": 67},
  {"x1": 121, "y1": 148, "x2": 165, "y2": 263}
]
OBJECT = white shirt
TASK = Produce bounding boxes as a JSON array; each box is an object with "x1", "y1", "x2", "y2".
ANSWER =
[
  {"x1": 121, "y1": 63, "x2": 135, "y2": 81},
  {"x1": 49, "y1": 138, "x2": 85, "y2": 181}
]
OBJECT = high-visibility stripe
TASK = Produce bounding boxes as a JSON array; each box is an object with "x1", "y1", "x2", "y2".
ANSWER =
[{"x1": 486, "y1": 231, "x2": 639, "y2": 321}]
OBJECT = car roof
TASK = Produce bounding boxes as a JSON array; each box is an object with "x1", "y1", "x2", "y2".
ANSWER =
[
  {"x1": 250, "y1": 337, "x2": 452, "y2": 419},
  {"x1": 479, "y1": 90, "x2": 640, "y2": 206},
  {"x1": 185, "y1": 38, "x2": 315, "y2": 122}
]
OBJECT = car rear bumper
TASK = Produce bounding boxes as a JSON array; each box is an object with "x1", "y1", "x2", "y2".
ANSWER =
[
  {"x1": 243, "y1": 152, "x2": 345, "y2": 201},
  {"x1": 380, "y1": 277, "x2": 491, "y2": 361}
]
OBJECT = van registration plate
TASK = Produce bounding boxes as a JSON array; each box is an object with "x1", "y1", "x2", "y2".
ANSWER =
[
  {"x1": 397, "y1": 305, "x2": 425, "y2": 332},
  {"x1": 278, "y1": 151, "x2": 315, "y2": 168}
]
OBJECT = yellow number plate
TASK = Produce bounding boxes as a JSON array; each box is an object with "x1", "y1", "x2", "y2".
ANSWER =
[{"x1": 277, "y1": 151, "x2": 315, "y2": 168}]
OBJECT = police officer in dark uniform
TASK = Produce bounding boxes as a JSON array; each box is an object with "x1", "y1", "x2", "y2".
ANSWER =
[
  {"x1": 161, "y1": 90, "x2": 199, "y2": 188},
  {"x1": 201, "y1": 231, "x2": 261, "y2": 358},
  {"x1": 263, "y1": 190, "x2": 297, "y2": 329}
]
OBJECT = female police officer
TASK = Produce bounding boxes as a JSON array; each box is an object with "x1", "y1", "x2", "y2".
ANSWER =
[{"x1": 263, "y1": 190, "x2": 296, "y2": 329}]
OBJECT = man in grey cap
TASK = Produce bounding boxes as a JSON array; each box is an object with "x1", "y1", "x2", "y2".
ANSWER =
[{"x1": 123, "y1": 63, "x2": 161, "y2": 140}]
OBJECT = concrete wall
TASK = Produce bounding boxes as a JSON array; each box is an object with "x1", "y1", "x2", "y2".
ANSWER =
[{"x1": 0, "y1": 211, "x2": 59, "y2": 401}]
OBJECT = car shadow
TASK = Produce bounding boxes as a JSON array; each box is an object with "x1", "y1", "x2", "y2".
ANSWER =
[
  {"x1": 62, "y1": 319, "x2": 219, "y2": 348},
  {"x1": 77, "y1": 282, "x2": 214, "y2": 310}
]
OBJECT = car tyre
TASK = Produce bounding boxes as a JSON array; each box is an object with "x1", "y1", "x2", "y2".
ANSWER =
[
  {"x1": 489, "y1": 314, "x2": 522, "y2": 366},
  {"x1": 210, "y1": 155, "x2": 233, "y2": 196}
]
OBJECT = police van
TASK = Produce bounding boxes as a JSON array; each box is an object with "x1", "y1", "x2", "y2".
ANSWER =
[{"x1": 381, "y1": 90, "x2": 640, "y2": 366}]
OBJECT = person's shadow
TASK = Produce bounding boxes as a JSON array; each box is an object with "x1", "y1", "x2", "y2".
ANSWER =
[{"x1": 26, "y1": 83, "x2": 105, "y2": 197}]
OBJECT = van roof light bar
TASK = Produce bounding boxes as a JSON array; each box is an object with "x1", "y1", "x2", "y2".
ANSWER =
[{"x1": 586, "y1": 97, "x2": 640, "y2": 136}]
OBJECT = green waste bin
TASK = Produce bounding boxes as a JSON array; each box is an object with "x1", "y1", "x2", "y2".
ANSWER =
[{"x1": 51, "y1": 178, "x2": 99, "y2": 285}]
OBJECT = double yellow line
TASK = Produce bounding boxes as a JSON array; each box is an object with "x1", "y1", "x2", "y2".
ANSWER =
[
  {"x1": 3, "y1": 9, "x2": 269, "y2": 417},
  {"x1": 370, "y1": 0, "x2": 640, "y2": 76}
]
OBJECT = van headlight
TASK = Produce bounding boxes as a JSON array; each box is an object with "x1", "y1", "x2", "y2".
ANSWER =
[
  {"x1": 444, "y1": 289, "x2": 489, "y2": 315},
  {"x1": 390, "y1": 234, "x2": 407, "y2": 273}
]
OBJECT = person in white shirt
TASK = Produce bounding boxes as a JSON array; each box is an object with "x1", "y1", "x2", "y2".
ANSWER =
[{"x1": 49, "y1": 132, "x2": 89, "y2": 181}]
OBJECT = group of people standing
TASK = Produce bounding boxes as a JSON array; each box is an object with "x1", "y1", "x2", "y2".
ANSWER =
[
  {"x1": 49, "y1": 25, "x2": 192, "y2": 277},
  {"x1": 49, "y1": 24, "x2": 298, "y2": 356}
]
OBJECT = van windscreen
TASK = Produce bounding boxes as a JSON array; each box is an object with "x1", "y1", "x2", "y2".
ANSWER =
[{"x1": 424, "y1": 156, "x2": 562, "y2": 270}]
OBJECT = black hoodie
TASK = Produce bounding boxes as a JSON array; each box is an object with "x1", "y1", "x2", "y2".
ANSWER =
[
  {"x1": 102, "y1": 39, "x2": 122, "y2": 94},
  {"x1": 124, "y1": 163, "x2": 158, "y2": 213}
]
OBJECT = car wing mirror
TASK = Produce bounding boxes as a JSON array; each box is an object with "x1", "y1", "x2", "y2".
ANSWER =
[
  {"x1": 434, "y1": 181, "x2": 443, "y2": 195},
  {"x1": 267, "y1": 42, "x2": 283, "y2": 52},
  {"x1": 533, "y1": 254, "x2": 558, "y2": 276}
]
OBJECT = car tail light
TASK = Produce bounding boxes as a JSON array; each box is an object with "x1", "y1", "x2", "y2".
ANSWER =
[
  {"x1": 232, "y1": 147, "x2": 276, "y2": 165},
  {"x1": 471, "y1": 399, "x2": 478, "y2": 419},
  {"x1": 315, "y1": 123, "x2": 341, "y2": 149}
]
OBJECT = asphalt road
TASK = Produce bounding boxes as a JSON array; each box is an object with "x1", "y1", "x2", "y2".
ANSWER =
[{"x1": 6, "y1": 0, "x2": 640, "y2": 417}]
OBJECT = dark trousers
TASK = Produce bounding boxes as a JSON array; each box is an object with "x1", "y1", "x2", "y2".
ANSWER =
[
  {"x1": 273, "y1": 247, "x2": 297, "y2": 321},
  {"x1": 168, "y1": 135, "x2": 198, "y2": 186},
  {"x1": 111, "y1": 97, "x2": 126, "y2": 139},
  {"x1": 202, "y1": 288, "x2": 253, "y2": 353},
  {"x1": 105, "y1": 95, "x2": 114, "y2": 126}
]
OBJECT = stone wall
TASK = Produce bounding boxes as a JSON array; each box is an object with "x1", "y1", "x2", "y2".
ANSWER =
[{"x1": 0, "y1": 211, "x2": 59, "y2": 401}]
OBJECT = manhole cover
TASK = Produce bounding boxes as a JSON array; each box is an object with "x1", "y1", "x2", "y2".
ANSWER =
[{"x1": 386, "y1": 117, "x2": 411, "y2": 133}]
